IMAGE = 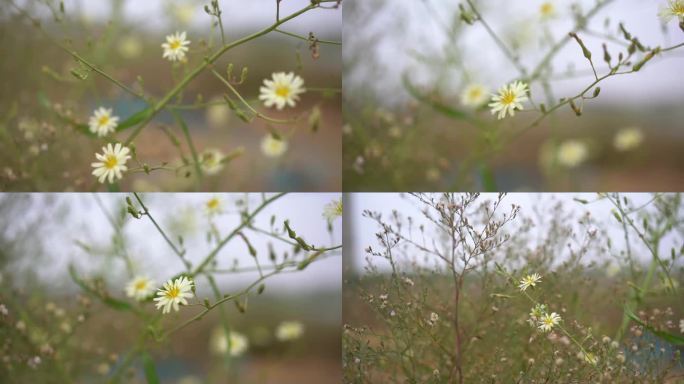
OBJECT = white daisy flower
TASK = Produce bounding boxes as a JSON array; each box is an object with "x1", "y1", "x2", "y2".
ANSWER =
[
  {"x1": 204, "y1": 196, "x2": 224, "y2": 216},
  {"x1": 259, "y1": 72, "x2": 306, "y2": 110},
  {"x1": 518, "y1": 273, "x2": 542, "y2": 291},
  {"x1": 199, "y1": 148, "x2": 225, "y2": 175},
  {"x1": 153, "y1": 276, "x2": 194, "y2": 314},
  {"x1": 614, "y1": 128, "x2": 643, "y2": 152},
  {"x1": 460, "y1": 83, "x2": 489, "y2": 107},
  {"x1": 125, "y1": 276, "x2": 156, "y2": 301},
  {"x1": 161, "y1": 31, "x2": 190, "y2": 62},
  {"x1": 659, "y1": 0, "x2": 684, "y2": 23},
  {"x1": 577, "y1": 351, "x2": 599, "y2": 366},
  {"x1": 276, "y1": 321, "x2": 304, "y2": 341},
  {"x1": 557, "y1": 140, "x2": 588, "y2": 168},
  {"x1": 91, "y1": 143, "x2": 131, "y2": 184},
  {"x1": 539, "y1": 1, "x2": 557, "y2": 20},
  {"x1": 323, "y1": 200, "x2": 343, "y2": 223},
  {"x1": 538, "y1": 312, "x2": 561, "y2": 332},
  {"x1": 260, "y1": 134, "x2": 288, "y2": 158},
  {"x1": 88, "y1": 107, "x2": 119, "y2": 137},
  {"x1": 488, "y1": 81, "x2": 529, "y2": 119}
]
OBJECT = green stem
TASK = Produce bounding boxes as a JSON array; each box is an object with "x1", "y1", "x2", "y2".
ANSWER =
[
  {"x1": 211, "y1": 69, "x2": 297, "y2": 124},
  {"x1": 191, "y1": 193, "x2": 287, "y2": 276},
  {"x1": 124, "y1": 2, "x2": 327, "y2": 145},
  {"x1": 274, "y1": 28, "x2": 342, "y2": 45}
]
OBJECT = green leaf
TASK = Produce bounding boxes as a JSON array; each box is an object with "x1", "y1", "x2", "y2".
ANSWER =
[
  {"x1": 141, "y1": 352, "x2": 160, "y2": 384},
  {"x1": 116, "y1": 107, "x2": 153, "y2": 131},
  {"x1": 626, "y1": 307, "x2": 684, "y2": 345}
]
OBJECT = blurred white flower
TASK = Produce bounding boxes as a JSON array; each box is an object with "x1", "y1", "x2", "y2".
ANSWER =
[
  {"x1": 260, "y1": 134, "x2": 288, "y2": 158},
  {"x1": 276, "y1": 321, "x2": 304, "y2": 341},
  {"x1": 538, "y1": 312, "x2": 561, "y2": 332},
  {"x1": 162, "y1": 31, "x2": 190, "y2": 62},
  {"x1": 206, "y1": 97, "x2": 231, "y2": 128},
  {"x1": 259, "y1": 72, "x2": 306, "y2": 110},
  {"x1": 204, "y1": 196, "x2": 224, "y2": 216},
  {"x1": 489, "y1": 81, "x2": 528, "y2": 119},
  {"x1": 577, "y1": 351, "x2": 598, "y2": 366},
  {"x1": 518, "y1": 273, "x2": 542, "y2": 291},
  {"x1": 557, "y1": 140, "x2": 588, "y2": 168},
  {"x1": 659, "y1": 0, "x2": 684, "y2": 23},
  {"x1": 117, "y1": 36, "x2": 143, "y2": 59},
  {"x1": 154, "y1": 276, "x2": 194, "y2": 314},
  {"x1": 680, "y1": 319, "x2": 684, "y2": 333},
  {"x1": 125, "y1": 276, "x2": 156, "y2": 301},
  {"x1": 172, "y1": 3, "x2": 196, "y2": 25},
  {"x1": 88, "y1": 107, "x2": 119, "y2": 137},
  {"x1": 91, "y1": 143, "x2": 131, "y2": 184},
  {"x1": 212, "y1": 330, "x2": 250, "y2": 357},
  {"x1": 605, "y1": 262, "x2": 620, "y2": 278},
  {"x1": 614, "y1": 127, "x2": 643, "y2": 152},
  {"x1": 323, "y1": 200, "x2": 343, "y2": 223},
  {"x1": 199, "y1": 148, "x2": 225, "y2": 175},
  {"x1": 460, "y1": 83, "x2": 489, "y2": 107},
  {"x1": 539, "y1": 1, "x2": 557, "y2": 19}
]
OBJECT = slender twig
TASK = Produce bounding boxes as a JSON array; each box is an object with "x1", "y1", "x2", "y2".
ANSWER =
[
  {"x1": 274, "y1": 28, "x2": 342, "y2": 45},
  {"x1": 465, "y1": 0, "x2": 527, "y2": 76},
  {"x1": 191, "y1": 193, "x2": 287, "y2": 276},
  {"x1": 124, "y1": 1, "x2": 337, "y2": 145},
  {"x1": 211, "y1": 69, "x2": 297, "y2": 124},
  {"x1": 132, "y1": 193, "x2": 190, "y2": 270}
]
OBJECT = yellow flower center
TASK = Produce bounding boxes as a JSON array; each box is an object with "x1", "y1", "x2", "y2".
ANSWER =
[
  {"x1": 501, "y1": 90, "x2": 516, "y2": 105},
  {"x1": 671, "y1": 2, "x2": 684, "y2": 15},
  {"x1": 207, "y1": 199, "x2": 220, "y2": 210},
  {"x1": 135, "y1": 281, "x2": 147, "y2": 290},
  {"x1": 165, "y1": 285, "x2": 180, "y2": 299},
  {"x1": 543, "y1": 318, "x2": 554, "y2": 326},
  {"x1": 468, "y1": 88, "x2": 482, "y2": 100},
  {"x1": 98, "y1": 115, "x2": 110, "y2": 126},
  {"x1": 540, "y1": 3, "x2": 554, "y2": 16},
  {"x1": 275, "y1": 85, "x2": 291, "y2": 98},
  {"x1": 104, "y1": 155, "x2": 118, "y2": 169},
  {"x1": 170, "y1": 40, "x2": 181, "y2": 50}
]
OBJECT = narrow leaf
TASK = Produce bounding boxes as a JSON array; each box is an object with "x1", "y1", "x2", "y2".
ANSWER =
[{"x1": 141, "y1": 352, "x2": 161, "y2": 384}]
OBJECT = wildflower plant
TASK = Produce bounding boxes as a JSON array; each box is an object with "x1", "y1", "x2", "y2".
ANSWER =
[
  {"x1": 343, "y1": 193, "x2": 684, "y2": 383},
  {"x1": 343, "y1": 0, "x2": 684, "y2": 191},
  {"x1": 0, "y1": 0, "x2": 342, "y2": 191},
  {"x1": 0, "y1": 193, "x2": 342, "y2": 382}
]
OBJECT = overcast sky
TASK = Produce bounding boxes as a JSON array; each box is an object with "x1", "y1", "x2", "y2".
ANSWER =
[
  {"x1": 346, "y1": 193, "x2": 682, "y2": 274},
  {"x1": 344, "y1": 0, "x2": 684, "y2": 106},
  {"x1": 6, "y1": 193, "x2": 342, "y2": 296},
  {"x1": 22, "y1": 0, "x2": 341, "y2": 38}
]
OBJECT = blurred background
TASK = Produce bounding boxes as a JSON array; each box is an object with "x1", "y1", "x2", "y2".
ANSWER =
[
  {"x1": 343, "y1": 0, "x2": 684, "y2": 191},
  {"x1": 0, "y1": 0, "x2": 342, "y2": 191},
  {"x1": 0, "y1": 193, "x2": 342, "y2": 383}
]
